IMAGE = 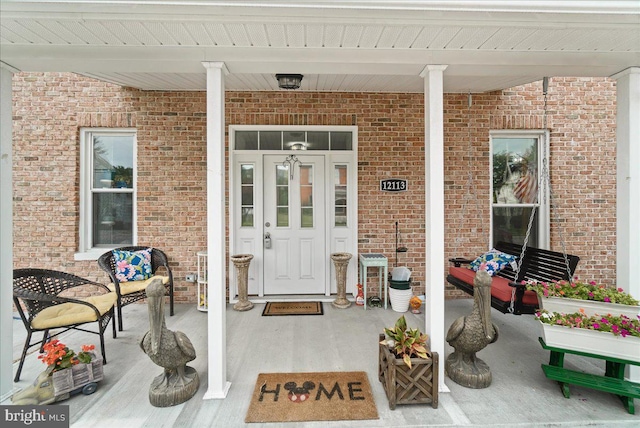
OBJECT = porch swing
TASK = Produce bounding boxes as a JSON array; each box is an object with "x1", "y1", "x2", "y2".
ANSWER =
[{"x1": 446, "y1": 79, "x2": 581, "y2": 315}]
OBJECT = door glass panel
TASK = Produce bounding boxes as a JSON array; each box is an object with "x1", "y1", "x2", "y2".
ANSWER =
[
  {"x1": 276, "y1": 165, "x2": 289, "y2": 227},
  {"x1": 240, "y1": 164, "x2": 254, "y2": 227},
  {"x1": 334, "y1": 165, "x2": 348, "y2": 226},
  {"x1": 307, "y1": 132, "x2": 329, "y2": 150},
  {"x1": 300, "y1": 165, "x2": 313, "y2": 228}
]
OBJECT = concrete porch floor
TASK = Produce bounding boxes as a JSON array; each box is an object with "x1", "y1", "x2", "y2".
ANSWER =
[{"x1": 6, "y1": 298, "x2": 639, "y2": 427}]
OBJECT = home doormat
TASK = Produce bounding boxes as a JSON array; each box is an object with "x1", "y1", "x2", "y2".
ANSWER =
[
  {"x1": 245, "y1": 371, "x2": 379, "y2": 423},
  {"x1": 261, "y1": 301, "x2": 323, "y2": 316}
]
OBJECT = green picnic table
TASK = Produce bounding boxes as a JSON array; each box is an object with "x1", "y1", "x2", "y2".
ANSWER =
[{"x1": 538, "y1": 337, "x2": 640, "y2": 414}]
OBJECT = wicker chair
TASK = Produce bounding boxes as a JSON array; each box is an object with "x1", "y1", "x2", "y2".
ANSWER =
[
  {"x1": 97, "y1": 246, "x2": 174, "y2": 331},
  {"x1": 13, "y1": 269, "x2": 117, "y2": 382}
]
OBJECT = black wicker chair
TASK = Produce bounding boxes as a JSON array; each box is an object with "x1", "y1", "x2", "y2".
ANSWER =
[
  {"x1": 97, "y1": 246, "x2": 174, "y2": 331},
  {"x1": 13, "y1": 269, "x2": 117, "y2": 382}
]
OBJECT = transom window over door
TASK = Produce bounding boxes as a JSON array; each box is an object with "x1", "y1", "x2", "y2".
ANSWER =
[{"x1": 490, "y1": 131, "x2": 549, "y2": 248}]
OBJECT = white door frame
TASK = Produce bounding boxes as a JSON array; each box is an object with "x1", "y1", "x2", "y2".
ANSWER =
[{"x1": 229, "y1": 125, "x2": 358, "y2": 302}]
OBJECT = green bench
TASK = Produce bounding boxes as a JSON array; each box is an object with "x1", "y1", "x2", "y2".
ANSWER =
[{"x1": 539, "y1": 338, "x2": 640, "y2": 414}]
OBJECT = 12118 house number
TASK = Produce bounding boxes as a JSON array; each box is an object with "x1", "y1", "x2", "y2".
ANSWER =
[{"x1": 380, "y1": 179, "x2": 408, "y2": 192}]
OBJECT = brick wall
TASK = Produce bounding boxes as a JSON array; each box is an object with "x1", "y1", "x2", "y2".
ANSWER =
[{"x1": 11, "y1": 73, "x2": 617, "y2": 303}]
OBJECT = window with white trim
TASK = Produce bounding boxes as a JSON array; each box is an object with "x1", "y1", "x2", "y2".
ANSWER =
[
  {"x1": 78, "y1": 128, "x2": 136, "y2": 256},
  {"x1": 490, "y1": 131, "x2": 549, "y2": 249}
]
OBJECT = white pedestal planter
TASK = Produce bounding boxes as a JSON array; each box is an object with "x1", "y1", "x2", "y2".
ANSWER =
[
  {"x1": 540, "y1": 322, "x2": 640, "y2": 363},
  {"x1": 538, "y1": 295, "x2": 640, "y2": 318},
  {"x1": 388, "y1": 287, "x2": 412, "y2": 313}
]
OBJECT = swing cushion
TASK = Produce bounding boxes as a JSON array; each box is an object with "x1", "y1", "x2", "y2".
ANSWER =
[
  {"x1": 448, "y1": 267, "x2": 539, "y2": 306},
  {"x1": 469, "y1": 249, "x2": 518, "y2": 276}
]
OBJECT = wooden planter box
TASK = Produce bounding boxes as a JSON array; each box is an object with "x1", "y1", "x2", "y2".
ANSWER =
[{"x1": 378, "y1": 334, "x2": 439, "y2": 410}]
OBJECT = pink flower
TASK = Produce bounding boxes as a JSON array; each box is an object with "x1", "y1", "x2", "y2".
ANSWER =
[{"x1": 593, "y1": 323, "x2": 600, "y2": 329}]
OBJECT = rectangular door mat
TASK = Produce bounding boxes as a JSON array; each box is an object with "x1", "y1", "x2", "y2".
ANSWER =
[
  {"x1": 245, "y1": 371, "x2": 379, "y2": 423},
  {"x1": 261, "y1": 301, "x2": 323, "y2": 316}
]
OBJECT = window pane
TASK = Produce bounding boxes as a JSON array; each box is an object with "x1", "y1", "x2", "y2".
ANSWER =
[
  {"x1": 277, "y1": 187, "x2": 288, "y2": 205},
  {"x1": 260, "y1": 131, "x2": 282, "y2": 150},
  {"x1": 492, "y1": 138, "x2": 538, "y2": 204},
  {"x1": 241, "y1": 207, "x2": 254, "y2": 227},
  {"x1": 334, "y1": 165, "x2": 347, "y2": 227},
  {"x1": 235, "y1": 131, "x2": 258, "y2": 150},
  {"x1": 300, "y1": 165, "x2": 313, "y2": 228},
  {"x1": 276, "y1": 164, "x2": 289, "y2": 227},
  {"x1": 283, "y1": 131, "x2": 306, "y2": 147},
  {"x1": 240, "y1": 164, "x2": 254, "y2": 184},
  {"x1": 492, "y1": 206, "x2": 538, "y2": 247},
  {"x1": 93, "y1": 135, "x2": 134, "y2": 189},
  {"x1": 241, "y1": 186, "x2": 253, "y2": 205},
  {"x1": 301, "y1": 208, "x2": 313, "y2": 228},
  {"x1": 277, "y1": 207, "x2": 289, "y2": 227},
  {"x1": 307, "y1": 132, "x2": 329, "y2": 150},
  {"x1": 92, "y1": 193, "x2": 133, "y2": 246},
  {"x1": 330, "y1": 132, "x2": 352, "y2": 150}
]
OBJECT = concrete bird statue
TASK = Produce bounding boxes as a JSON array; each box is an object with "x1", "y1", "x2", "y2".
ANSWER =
[
  {"x1": 141, "y1": 278, "x2": 199, "y2": 406},
  {"x1": 445, "y1": 269, "x2": 499, "y2": 388}
]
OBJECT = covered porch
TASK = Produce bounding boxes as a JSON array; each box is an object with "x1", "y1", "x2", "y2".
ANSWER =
[
  {"x1": 10, "y1": 300, "x2": 640, "y2": 426},
  {"x1": 2, "y1": 0, "x2": 640, "y2": 412}
]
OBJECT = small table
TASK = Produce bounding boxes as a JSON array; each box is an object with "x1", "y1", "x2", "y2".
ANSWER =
[
  {"x1": 359, "y1": 253, "x2": 388, "y2": 310},
  {"x1": 539, "y1": 337, "x2": 640, "y2": 414}
]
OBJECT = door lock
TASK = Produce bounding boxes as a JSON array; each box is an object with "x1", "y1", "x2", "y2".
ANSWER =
[{"x1": 264, "y1": 232, "x2": 272, "y2": 249}]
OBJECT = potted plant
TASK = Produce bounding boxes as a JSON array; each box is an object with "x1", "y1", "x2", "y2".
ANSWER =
[
  {"x1": 12, "y1": 340, "x2": 103, "y2": 405},
  {"x1": 378, "y1": 316, "x2": 438, "y2": 409},
  {"x1": 537, "y1": 309, "x2": 640, "y2": 362},
  {"x1": 525, "y1": 278, "x2": 640, "y2": 318}
]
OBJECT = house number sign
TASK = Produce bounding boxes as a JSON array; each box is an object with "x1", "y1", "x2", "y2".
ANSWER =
[{"x1": 380, "y1": 179, "x2": 408, "y2": 192}]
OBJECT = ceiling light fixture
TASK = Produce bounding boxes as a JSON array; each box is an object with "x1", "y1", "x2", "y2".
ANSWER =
[{"x1": 276, "y1": 74, "x2": 303, "y2": 90}]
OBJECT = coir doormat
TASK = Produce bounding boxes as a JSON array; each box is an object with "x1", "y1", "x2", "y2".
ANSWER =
[
  {"x1": 245, "y1": 371, "x2": 379, "y2": 423},
  {"x1": 261, "y1": 301, "x2": 323, "y2": 316}
]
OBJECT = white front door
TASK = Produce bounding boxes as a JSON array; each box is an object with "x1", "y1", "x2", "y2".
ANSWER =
[{"x1": 263, "y1": 154, "x2": 325, "y2": 294}]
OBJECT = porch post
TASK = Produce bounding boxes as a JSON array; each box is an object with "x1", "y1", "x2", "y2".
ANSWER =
[
  {"x1": 0, "y1": 63, "x2": 15, "y2": 402},
  {"x1": 420, "y1": 64, "x2": 448, "y2": 392},
  {"x1": 612, "y1": 67, "x2": 640, "y2": 382},
  {"x1": 202, "y1": 61, "x2": 231, "y2": 399}
]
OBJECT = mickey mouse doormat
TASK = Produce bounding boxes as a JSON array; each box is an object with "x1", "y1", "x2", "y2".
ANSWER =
[{"x1": 245, "y1": 371, "x2": 379, "y2": 423}]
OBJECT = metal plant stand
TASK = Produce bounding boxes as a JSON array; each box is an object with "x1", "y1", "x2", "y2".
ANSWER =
[
  {"x1": 331, "y1": 252, "x2": 352, "y2": 309},
  {"x1": 231, "y1": 254, "x2": 254, "y2": 311}
]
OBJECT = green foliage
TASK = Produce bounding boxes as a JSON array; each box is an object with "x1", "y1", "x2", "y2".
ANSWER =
[
  {"x1": 380, "y1": 315, "x2": 430, "y2": 368},
  {"x1": 525, "y1": 279, "x2": 639, "y2": 306},
  {"x1": 537, "y1": 310, "x2": 640, "y2": 338}
]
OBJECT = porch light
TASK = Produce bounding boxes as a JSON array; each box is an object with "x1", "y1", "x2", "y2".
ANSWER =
[
  {"x1": 288, "y1": 142, "x2": 307, "y2": 150},
  {"x1": 276, "y1": 74, "x2": 303, "y2": 90}
]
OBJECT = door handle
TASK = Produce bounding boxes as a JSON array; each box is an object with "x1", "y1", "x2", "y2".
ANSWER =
[{"x1": 264, "y1": 232, "x2": 272, "y2": 249}]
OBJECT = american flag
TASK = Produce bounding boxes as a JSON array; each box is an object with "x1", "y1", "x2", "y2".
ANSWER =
[{"x1": 514, "y1": 170, "x2": 538, "y2": 203}]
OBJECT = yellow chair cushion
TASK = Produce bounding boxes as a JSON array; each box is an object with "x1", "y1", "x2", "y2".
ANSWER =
[
  {"x1": 31, "y1": 292, "x2": 117, "y2": 330},
  {"x1": 107, "y1": 275, "x2": 169, "y2": 296}
]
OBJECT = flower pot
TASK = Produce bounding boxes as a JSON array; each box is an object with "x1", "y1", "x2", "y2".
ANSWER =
[
  {"x1": 388, "y1": 287, "x2": 412, "y2": 312},
  {"x1": 378, "y1": 334, "x2": 438, "y2": 410},
  {"x1": 538, "y1": 295, "x2": 640, "y2": 318},
  {"x1": 539, "y1": 322, "x2": 640, "y2": 363}
]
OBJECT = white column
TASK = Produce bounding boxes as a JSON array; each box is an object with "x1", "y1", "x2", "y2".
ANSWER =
[
  {"x1": 0, "y1": 63, "x2": 15, "y2": 403},
  {"x1": 612, "y1": 67, "x2": 640, "y2": 382},
  {"x1": 420, "y1": 64, "x2": 448, "y2": 392},
  {"x1": 202, "y1": 61, "x2": 231, "y2": 399}
]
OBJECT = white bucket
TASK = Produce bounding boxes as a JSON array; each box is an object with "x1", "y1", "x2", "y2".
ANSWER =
[{"x1": 388, "y1": 287, "x2": 412, "y2": 312}]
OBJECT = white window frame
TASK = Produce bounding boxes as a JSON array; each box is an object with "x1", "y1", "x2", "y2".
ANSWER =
[
  {"x1": 75, "y1": 128, "x2": 137, "y2": 260},
  {"x1": 489, "y1": 130, "x2": 550, "y2": 250}
]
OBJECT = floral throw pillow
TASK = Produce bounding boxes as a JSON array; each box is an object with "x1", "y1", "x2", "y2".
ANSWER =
[
  {"x1": 469, "y1": 249, "x2": 518, "y2": 276},
  {"x1": 113, "y1": 248, "x2": 153, "y2": 282}
]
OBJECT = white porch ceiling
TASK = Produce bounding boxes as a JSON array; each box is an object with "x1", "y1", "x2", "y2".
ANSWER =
[{"x1": 1, "y1": 1, "x2": 639, "y2": 93}]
